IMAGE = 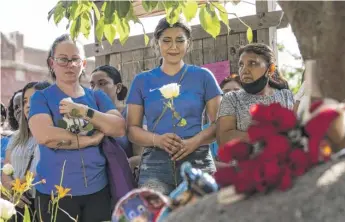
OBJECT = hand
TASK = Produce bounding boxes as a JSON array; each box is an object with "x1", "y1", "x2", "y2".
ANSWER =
[
  {"x1": 156, "y1": 133, "x2": 183, "y2": 155},
  {"x1": 59, "y1": 98, "x2": 87, "y2": 118},
  {"x1": 171, "y1": 137, "x2": 200, "y2": 161},
  {"x1": 90, "y1": 130, "x2": 105, "y2": 146}
]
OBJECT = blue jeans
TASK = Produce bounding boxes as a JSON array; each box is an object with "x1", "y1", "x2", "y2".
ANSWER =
[{"x1": 138, "y1": 145, "x2": 216, "y2": 195}]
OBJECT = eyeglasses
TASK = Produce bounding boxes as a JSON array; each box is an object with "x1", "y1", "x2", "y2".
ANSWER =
[{"x1": 53, "y1": 57, "x2": 83, "y2": 67}]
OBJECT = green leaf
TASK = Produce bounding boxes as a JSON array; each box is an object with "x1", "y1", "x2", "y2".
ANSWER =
[
  {"x1": 142, "y1": 0, "x2": 152, "y2": 12},
  {"x1": 57, "y1": 119, "x2": 68, "y2": 129},
  {"x1": 104, "y1": 24, "x2": 116, "y2": 45},
  {"x1": 53, "y1": 2, "x2": 66, "y2": 25},
  {"x1": 144, "y1": 34, "x2": 150, "y2": 46},
  {"x1": 115, "y1": 16, "x2": 130, "y2": 45},
  {"x1": 166, "y1": 3, "x2": 182, "y2": 25},
  {"x1": 23, "y1": 205, "x2": 31, "y2": 222},
  {"x1": 199, "y1": 5, "x2": 221, "y2": 38},
  {"x1": 70, "y1": 17, "x2": 81, "y2": 40},
  {"x1": 91, "y1": 2, "x2": 101, "y2": 21},
  {"x1": 96, "y1": 17, "x2": 104, "y2": 42},
  {"x1": 104, "y1": 1, "x2": 116, "y2": 24},
  {"x1": 82, "y1": 123, "x2": 94, "y2": 132},
  {"x1": 115, "y1": 1, "x2": 130, "y2": 18},
  {"x1": 213, "y1": 3, "x2": 230, "y2": 32},
  {"x1": 80, "y1": 12, "x2": 91, "y2": 39},
  {"x1": 182, "y1": 1, "x2": 198, "y2": 22},
  {"x1": 247, "y1": 27, "x2": 253, "y2": 43}
]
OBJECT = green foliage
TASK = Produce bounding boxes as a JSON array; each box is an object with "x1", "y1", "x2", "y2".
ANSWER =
[
  {"x1": 48, "y1": 0, "x2": 250, "y2": 45},
  {"x1": 57, "y1": 119, "x2": 67, "y2": 129}
]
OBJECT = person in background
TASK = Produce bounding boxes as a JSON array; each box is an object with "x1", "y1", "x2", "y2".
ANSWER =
[
  {"x1": 2, "y1": 81, "x2": 51, "y2": 222},
  {"x1": 90, "y1": 65, "x2": 146, "y2": 170},
  {"x1": 29, "y1": 34, "x2": 125, "y2": 222},
  {"x1": 203, "y1": 74, "x2": 242, "y2": 168},
  {"x1": 1, "y1": 102, "x2": 11, "y2": 168},
  {"x1": 127, "y1": 17, "x2": 222, "y2": 194},
  {"x1": 217, "y1": 43, "x2": 294, "y2": 147},
  {"x1": 8, "y1": 89, "x2": 23, "y2": 131}
]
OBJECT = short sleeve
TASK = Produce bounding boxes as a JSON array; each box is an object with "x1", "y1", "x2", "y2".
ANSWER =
[
  {"x1": 202, "y1": 68, "x2": 222, "y2": 102},
  {"x1": 126, "y1": 74, "x2": 144, "y2": 106},
  {"x1": 94, "y1": 90, "x2": 116, "y2": 113},
  {"x1": 218, "y1": 92, "x2": 237, "y2": 118},
  {"x1": 29, "y1": 90, "x2": 51, "y2": 119}
]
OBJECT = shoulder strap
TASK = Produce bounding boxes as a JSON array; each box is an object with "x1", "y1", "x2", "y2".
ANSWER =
[{"x1": 151, "y1": 65, "x2": 189, "y2": 132}]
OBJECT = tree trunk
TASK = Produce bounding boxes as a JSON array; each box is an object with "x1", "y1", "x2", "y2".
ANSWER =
[{"x1": 278, "y1": 1, "x2": 345, "y2": 102}]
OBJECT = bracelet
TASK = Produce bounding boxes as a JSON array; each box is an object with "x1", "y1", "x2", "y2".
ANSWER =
[{"x1": 152, "y1": 133, "x2": 156, "y2": 147}]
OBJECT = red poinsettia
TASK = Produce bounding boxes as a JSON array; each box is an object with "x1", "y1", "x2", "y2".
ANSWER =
[
  {"x1": 247, "y1": 123, "x2": 276, "y2": 142},
  {"x1": 278, "y1": 167, "x2": 292, "y2": 191},
  {"x1": 288, "y1": 149, "x2": 310, "y2": 176},
  {"x1": 257, "y1": 135, "x2": 291, "y2": 163},
  {"x1": 250, "y1": 104, "x2": 272, "y2": 122},
  {"x1": 218, "y1": 139, "x2": 252, "y2": 162},
  {"x1": 270, "y1": 103, "x2": 297, "y2": 131},
  {"x1": 233, "y1": 161, "x2": 257, "y2": 193},
  {"x1": 214, "y1": 166, "x2": 237, "y2": 187}
]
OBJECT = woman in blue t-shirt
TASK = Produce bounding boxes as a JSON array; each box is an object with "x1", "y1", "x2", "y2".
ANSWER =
[
  {"x1": 90, "y1": 65, "x2": 146, "y2": 170},
  {"x1": 127, "y1": 17, "x2": 222, "y2": 194},
  {"x1": 28, "y1": 34, "x2": 126, "y2": 222}
]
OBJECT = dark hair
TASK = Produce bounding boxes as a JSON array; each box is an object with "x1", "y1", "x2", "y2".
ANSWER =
[
  {"x1": 47, "y1": 34, "x2": 85, "y2": 81},
  {"x1": 1, "y1": 102, "x2": 6, "y2": 124},
  {"x1": 220, "y1": 74, "x2": 241, "y2": 89},
  {"x1": 8, "y1": 89, "x2": 23, "y2": 130},
  {"x1": 238, "y1": 43, "x2": 289, "y2": 90},
  {"x1": 153, "y1": 16, "x2": 192, "y2": 42},
  {"x1": 92, "y1": 65, "x2": 128, "y2": 101},
  {"x1": 34, "y1": 81, "x2": 51, "y2": 90}
]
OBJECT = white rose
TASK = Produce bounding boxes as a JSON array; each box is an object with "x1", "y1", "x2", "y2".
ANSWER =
[
  {"x1": 0, "y1": 198, "x2": 16, "y2": 220},
  {"x1": 2, "y1": 163, "x2": 14, "y2": 176},
  {"x1": 159, "y1": 83, "x2": 180, "y2": 99},
  {"x1": 61, "y1": 97, "x2": 73, "y2": 103}
]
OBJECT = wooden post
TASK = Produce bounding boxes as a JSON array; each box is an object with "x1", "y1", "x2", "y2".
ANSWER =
[{"x1": 256, "y1": 0, "x2": 278, "y2": 62}]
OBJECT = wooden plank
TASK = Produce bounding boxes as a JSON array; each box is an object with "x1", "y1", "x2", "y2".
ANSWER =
[
  {"x1": 85, "y1": 11, "x2": 288, "y2": 58},
  {"x1": 256, "y1": 0, "x2": 278, "y2": 61},
  {"x1": 215, "y1": 35, "x2": 228, "y2": 62},
  {"x1": 109, "y1": 53, "x2": 122, "y2": 71},
  {"x1": 95, "y1": 55, "x2": 109, "y2": 67},
  {"x1": 239, "y1": 32, "x2": 249, "y2": 46},
  {"x1": 143, "y1": 58, "x2": 158, "y2": 71},
  {"x1": 202, "y1": 38, "x2": 216, "y2": 64},
  {"x1": 184, "y1": 52, "x2": 192, "y2": 64},
  {"x1": 227, "y1": 34, "x2": 240, "y2": 74},
  {"x1": 143, "y1": 47, "x2": 156, "y2": 59},
  {"x1": 190, "y1": 40, "x2": 203, "y2": 66}
]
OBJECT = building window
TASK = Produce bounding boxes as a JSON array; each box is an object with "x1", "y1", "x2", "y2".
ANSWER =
[{"x1": 15, "y1": 69, "x2": 26, "y2": 81}]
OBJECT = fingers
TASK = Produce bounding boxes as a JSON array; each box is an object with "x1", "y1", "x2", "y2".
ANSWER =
[{"x1": 171, "y1": 146, "x2": 185, "y2": 161}]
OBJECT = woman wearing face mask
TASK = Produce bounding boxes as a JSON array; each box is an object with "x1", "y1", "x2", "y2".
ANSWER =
[
  {"x1": 8, "y1": 90, "x2": 23, "y2": 131},
  {"x1": 217, "y1": 43, "x2": 294, "y2": 146},
  {"x1": 90, "y1": 65, "x2": 146, "y2": 170},
  {"x1": 127, "y1": 17, "x2": 222, "y2": 194}
]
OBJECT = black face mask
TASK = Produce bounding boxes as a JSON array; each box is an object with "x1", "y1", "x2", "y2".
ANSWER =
[{"x1": 241, "y1": 73, "x2": 269, "y2": 94}]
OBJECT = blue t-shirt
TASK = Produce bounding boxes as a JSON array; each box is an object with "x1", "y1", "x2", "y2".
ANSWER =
[
  {"x1": 115, "y1": 108, "x2": 147, "y2": 158},
  {"x1": 126, "y1": 64, "x2": 222, "y2": 138},
  {"x1": 29, "y1": 84, "x2": 115, "y2": 196},
  {"x1": 202, "y1": 123, "x2": 218, "y2": 158},
  {"x1": 1, "y1": 136, "x2": 11, "y2": 168}
]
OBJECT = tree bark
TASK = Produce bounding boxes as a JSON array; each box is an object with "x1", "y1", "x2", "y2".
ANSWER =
[{"x1": 278, "y1": 1, "x2": 345, "y2": 102}]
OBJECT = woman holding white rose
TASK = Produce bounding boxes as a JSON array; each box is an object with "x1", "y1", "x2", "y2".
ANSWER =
[
  {"x1": 28, "y1": 34, "x2": 125, "y2": 222},
  {"x1": 127, "y1": 17, "x2": 222, "y2": 194}
]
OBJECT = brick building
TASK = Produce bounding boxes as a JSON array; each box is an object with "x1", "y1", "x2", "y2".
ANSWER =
[{"x1": 1, "y1": 32, "x2": 95, "y2": 106}]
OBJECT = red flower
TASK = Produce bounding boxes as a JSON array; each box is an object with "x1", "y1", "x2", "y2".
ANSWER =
[
  {"x1": 288, "y1": 149, "x2": 310, "y2": 176},
  {"x1": 309, "y1": 100, "x2": 324, "y2": 113},
  {"x1": 278, "y1": 167, "x2": 292, "y2": 191},
  {"x1": 257, "y1": 135, "x2": 291, "y2": 163},
  {"x1": 304, "y1": 109, "x2": 339, "y2": 164},
  {"x1": 252, "y1": 165, "x2": 267, "y2": 192},
  {"x1": 214, "y1": 166, "x2": 237, "y2": 187},
  {"x1": 218, "y1": 139, "x2": 252, "y2": 162},
  {"x1": 262, "y1": 160, "x2": 282, "y2": 186},
  {"x1": 250, "y1": 104, "x2": 272, "y2": 122},
  {"x1": 233, "y1": 161, "x2": 256, "y2": 193},
  {"x1": 247, "y1": 123, "x2": 276, "y2": 142}
]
